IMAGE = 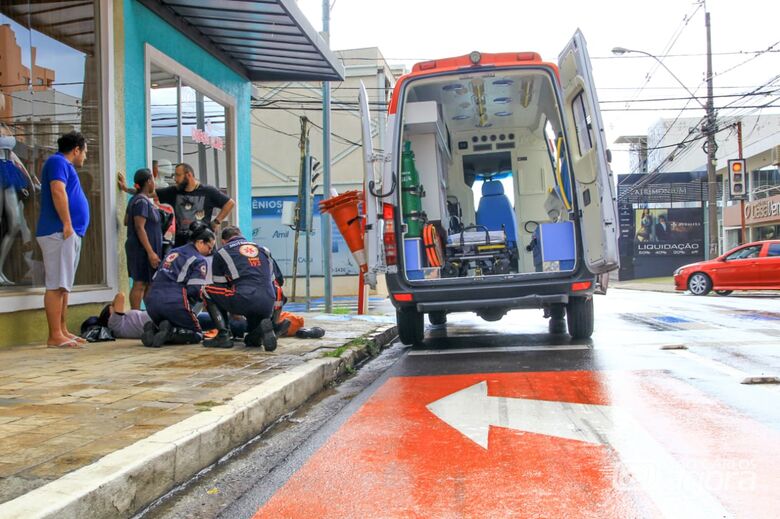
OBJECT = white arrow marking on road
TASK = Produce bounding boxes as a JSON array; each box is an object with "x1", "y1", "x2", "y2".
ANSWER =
[{"x1": 427, "y1": 381, "x2": 732, "y2": 519}]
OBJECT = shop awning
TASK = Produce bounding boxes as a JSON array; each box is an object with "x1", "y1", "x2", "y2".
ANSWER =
[{"x1": 139, "y1": 0, "x2": 345, "y2": 82}]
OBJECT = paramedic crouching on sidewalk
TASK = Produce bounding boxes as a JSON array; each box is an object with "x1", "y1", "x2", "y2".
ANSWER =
[
  {"x1": 36, "y1": 131, "x2": 90, "y2": 349},
  {"x1": 202, "y1": 226, "x2": 279, "y2": 350}
]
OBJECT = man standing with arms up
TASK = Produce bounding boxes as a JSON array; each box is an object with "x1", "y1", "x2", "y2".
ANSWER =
[
  {"x1": 37, "y1": 131, "x2": 90, "y2": 349},
  {"x1": 156, "y1": 163, "x2": 235, "y2": 247}
]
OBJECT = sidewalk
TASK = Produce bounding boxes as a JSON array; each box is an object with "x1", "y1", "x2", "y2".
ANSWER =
[
  {"x1": 0, "y1": 307, "x2": 397, "y2": 518},
  {"x1": 611, "y1": 276, "x2": 677, "y2": 293}
]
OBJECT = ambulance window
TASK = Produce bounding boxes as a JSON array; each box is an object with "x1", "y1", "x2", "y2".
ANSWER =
[
  {"x1": 571, "y1": 91, "x2": 593, "y2": 156},
  {"x1": 544, "y1": 119, "x2": 557, "y2": 172}
]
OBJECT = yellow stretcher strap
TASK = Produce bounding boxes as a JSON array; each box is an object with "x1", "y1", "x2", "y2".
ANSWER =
[{"x1": 555, "y1": 136, "x2": 572, "y2": 210}]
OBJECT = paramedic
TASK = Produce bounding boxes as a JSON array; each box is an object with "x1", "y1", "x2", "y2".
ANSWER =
[
  {"x1": 201, "y1": 226, "x2": 278, "y2": 350},
  {"x1": 142, "y1": 221, "x2": 214, "y2": 347}
]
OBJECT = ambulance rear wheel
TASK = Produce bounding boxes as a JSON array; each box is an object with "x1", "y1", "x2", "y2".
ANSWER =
[
  {"x1": 566, "y1": 296, "x2": 594, "y2": 340},
  {"x1": 397, "y1": 308, "x2": 424, "y2": 347},
  {"x1": 428, "y1": 312, "x2": 447, "y2": 326}
]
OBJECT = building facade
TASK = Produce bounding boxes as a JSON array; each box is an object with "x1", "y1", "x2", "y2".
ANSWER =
[
  {"x1": 616, "y1": 113, "x2": 780, "y2": 256},
  {"x1": 0, "y1": 0, "x2": 343, "y2": 347},
  {"x1": 251, "y1": 47, "x2": 400, "y2": 296}
]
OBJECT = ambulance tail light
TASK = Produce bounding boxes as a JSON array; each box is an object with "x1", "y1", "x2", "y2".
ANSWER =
[
  {"x1": 383, "y1": 203, "x2": 398, "y2": 266},
  {"x1": 571, "y1": 281, "x2": 592, "y2": 292}
]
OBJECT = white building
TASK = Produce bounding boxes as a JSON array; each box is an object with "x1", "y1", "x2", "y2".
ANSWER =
[{"x1": 250, "y1": 47, "x2": 403, "y2": 297}]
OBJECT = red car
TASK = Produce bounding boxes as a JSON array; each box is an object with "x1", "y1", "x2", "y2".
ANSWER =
[{"x1": 674, "y1": 240, "x2": 780, "y2": 295}]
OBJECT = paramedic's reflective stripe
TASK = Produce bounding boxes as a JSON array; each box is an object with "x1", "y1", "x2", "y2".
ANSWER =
[
  {"x1": 187, "y1": 278, "x2": 207, "y2": 286},
  {"x1": 273, "y1": 284, "x2": 283, "y2": 311},
  {"x1": 205, "y1": 285, "x2": 236, "y2": 297},
  {"x1": 218, "y1": 247, "x2": 240, "y2": 280},
  {"x1": 177, "y1": 256, "x2": 197, "y2": 283},
  {"x1": 213, "y1": 275, "x2": 228, "y2": 283}
]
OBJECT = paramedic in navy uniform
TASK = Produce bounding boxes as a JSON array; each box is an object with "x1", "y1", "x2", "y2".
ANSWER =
[
  {"x1": 156, "y1": 163, "x2": 235, "y2": 247},
  {"x1": 141, "y1": 221, "x2": 215, "y2": 347},
  {"x1": 201, "y1": 226, "x2": 279, "y2": 351}
]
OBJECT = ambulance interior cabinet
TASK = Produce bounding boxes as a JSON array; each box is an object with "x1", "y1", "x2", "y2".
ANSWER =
[{"x1": 403, "y1": 101, "x2": 451, "y2": 223}]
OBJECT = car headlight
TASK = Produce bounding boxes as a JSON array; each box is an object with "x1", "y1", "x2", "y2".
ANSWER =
[{"x1": 674, "y1": 267, "x2": 684, "y2": 276}]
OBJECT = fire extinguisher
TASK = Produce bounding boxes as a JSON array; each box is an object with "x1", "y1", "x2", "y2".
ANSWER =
[{"x1": 401, "y1": 141, "x2": 424, "y2": 237}]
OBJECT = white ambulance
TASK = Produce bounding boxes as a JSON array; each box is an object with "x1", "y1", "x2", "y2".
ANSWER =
[{"x1": 359, "y1": 30, "x2": 619, "y2": 345}]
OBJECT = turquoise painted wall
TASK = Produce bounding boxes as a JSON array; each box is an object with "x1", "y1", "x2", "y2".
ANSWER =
[{"x1": 123, "y1": 0, "x2": 252, "y2": 236}]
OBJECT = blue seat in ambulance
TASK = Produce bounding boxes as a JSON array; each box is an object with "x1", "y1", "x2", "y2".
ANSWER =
[{"x1": 476, "y1": 180, "x2": 517, "y2": 247}]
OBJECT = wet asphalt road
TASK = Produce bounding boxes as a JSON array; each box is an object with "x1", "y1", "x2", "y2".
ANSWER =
[{"x1": 141, "y1": 288, "x2": 780, "y2": 519}]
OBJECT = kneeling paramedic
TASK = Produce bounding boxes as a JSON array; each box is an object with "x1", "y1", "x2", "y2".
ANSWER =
[
  {"x1": 201, "y1": 226, "x2": 280, "y2": 350},
  {"x1": 142, "y1": 221, "x2": 215, "y2": 347}
]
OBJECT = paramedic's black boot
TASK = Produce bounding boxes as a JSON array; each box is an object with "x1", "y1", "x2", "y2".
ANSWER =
[
  {"x1": 151, "y1": 320, "x2": 172, "y2": 347},
  {"x1": 260, "y1": 318, "x2": 277, "y2": 352},
  {"x1": 244, "y1": 321, "x2": 264, "y2": 348},
  {"x1": 203, "y1": 301, "x2": 233, "y2": 348},
  {"x1": 203, "y1": 330, "x2": 233, "y2": 348},
  {"x1": 273, "y1": 318, "x2": 291, "y2": 338},
  {"x1": 142, "y1": 321, "x2": 158, "y2": 348},
  {"x1": 169, "y1": 327, "x2": 201, "y2": 345}
]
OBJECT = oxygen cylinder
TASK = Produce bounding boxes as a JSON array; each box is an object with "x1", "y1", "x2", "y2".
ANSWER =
[{"x1": 401, "y1": 141, "x2": 424, "y2": 237}]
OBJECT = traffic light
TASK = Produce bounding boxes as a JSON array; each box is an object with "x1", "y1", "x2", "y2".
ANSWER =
[{"x1": 728, "y1": 158, "x2": 747, "y2": 199}]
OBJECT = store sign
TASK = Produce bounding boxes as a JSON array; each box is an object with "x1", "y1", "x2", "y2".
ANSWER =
[
  {"x1": 744, "y1": 197, "x2": 780, "y2": 222},
  {"x1": 191, "y1": 123, "x2": 224, "y2": 150},
  {"x1": 251, "y1": 196, "x2": 358, "y2": 277}
]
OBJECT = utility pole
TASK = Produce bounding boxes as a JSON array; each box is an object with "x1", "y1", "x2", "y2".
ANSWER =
[
  {"x1": 737, "y1": 121, "x2": 746, "y2": 244},
  {"x1": 321, "y1": 0, "x2": 333, "y2": 313},
  {"x1": 704, "y1": 8, "x2": 719, "y2": 259},
  {"x1": 291, "y1": 117, "x2": 308, "y2": 302}
]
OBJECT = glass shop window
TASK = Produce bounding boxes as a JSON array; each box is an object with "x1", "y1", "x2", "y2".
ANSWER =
[{"x1": 0, "y1": 1, "x2": 104, "y2": 290}]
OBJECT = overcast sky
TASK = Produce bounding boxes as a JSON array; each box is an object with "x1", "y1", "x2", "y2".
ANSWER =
[{"x1": 296, "y1": 0, "x2": 780, "y2": 173}]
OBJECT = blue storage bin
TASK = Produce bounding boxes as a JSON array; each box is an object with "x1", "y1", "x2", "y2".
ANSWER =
[
  {"x1": 533, "y1": 222, "x2": 576, "y2": 271},
  {"x1": 404, "y1": 238, "x2": 424, "y2": 279}
]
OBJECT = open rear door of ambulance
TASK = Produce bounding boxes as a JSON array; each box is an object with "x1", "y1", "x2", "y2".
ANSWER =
[
  {"x1": 558, "y1": 29, "x2": 620, "y2": 275},
  {"x1": 359, "y1": 81, "x2": 384, "y2": 288}
]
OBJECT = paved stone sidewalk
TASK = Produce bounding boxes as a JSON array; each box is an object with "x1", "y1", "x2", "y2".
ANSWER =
[{"x1": 0, "y1": 311, "x2": 396, "y2": 505}]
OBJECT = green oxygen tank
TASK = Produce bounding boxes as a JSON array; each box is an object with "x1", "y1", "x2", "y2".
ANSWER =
[{"x1": 401, "y1": 141, "x2": 424, "y2": 237}]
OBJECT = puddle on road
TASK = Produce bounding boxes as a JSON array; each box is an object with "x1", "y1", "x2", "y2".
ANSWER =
[
  {"x1": 619, "y1": 313, "x2": 714, "y2": 331},
  {"x1": 717, "y1": 309, "x2": 780, "y2": 321}
]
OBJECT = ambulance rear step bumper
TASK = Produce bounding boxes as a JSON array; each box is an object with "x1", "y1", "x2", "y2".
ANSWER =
[{"x1": 416, "y1": 294, "x2": 568, "y2": 313}]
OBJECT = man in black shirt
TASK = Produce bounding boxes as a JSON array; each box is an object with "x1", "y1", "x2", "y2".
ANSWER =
[{"x1": 156, "y1": 163, "x2": 236, "y2": 247}]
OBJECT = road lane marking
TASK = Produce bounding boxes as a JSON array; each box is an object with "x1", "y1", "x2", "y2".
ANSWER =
[
  {"x1": 408, "y1": 345, "x2": 591, "y2": 355},
  {"x1": 672, "y1": 349, "x2": 751, "y2": 378},
  {"x1": 427, "y1": 381, "x2": 732, "y2": 519}
]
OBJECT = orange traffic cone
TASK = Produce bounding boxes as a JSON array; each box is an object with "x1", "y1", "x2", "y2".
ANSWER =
[{"x1": 319, "y1": 190, "x2": 366, "y2": 272}]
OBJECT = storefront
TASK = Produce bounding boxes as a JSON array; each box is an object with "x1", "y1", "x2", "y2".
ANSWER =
[
  {"x1": 0, "y1": 0, "x2": 343, "y2": 346},
  {"x1": 617, "y1": 172, "x2": 708, "y2": 280},
  {"x1": 723, "y1": 193, "x2": 780, "y2": 250}
]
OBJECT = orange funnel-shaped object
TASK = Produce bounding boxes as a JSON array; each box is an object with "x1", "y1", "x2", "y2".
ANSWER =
[{"x1": 319, "y1": 190, "x2": 366, "y2": 272}]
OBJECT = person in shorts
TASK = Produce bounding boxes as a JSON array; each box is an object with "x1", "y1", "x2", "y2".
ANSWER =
[
  {"x1": 125, "y1": 168, "x2": 162, "y2": 309},
  {"x1": 36, "y1": 131, "x2": 89, "y2": 349}
]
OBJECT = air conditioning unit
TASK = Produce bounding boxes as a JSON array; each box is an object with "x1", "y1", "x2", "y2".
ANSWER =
[{"x1": 771, "y1": 145, "x2": 780, "y2": 166}]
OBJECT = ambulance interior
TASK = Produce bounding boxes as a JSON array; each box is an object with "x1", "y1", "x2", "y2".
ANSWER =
[{"x1": 398, "y1": 69, "x2": 577, "y2": 282}]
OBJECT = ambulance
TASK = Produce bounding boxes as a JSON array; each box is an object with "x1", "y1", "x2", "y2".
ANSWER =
[{"x1": 359, "y1": 30, "x2": 619, "y2": 345}]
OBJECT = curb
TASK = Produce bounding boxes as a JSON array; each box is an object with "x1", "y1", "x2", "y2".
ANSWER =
[{"x1": 0, "y1": 324, "x2": 398, "y2": 519}]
